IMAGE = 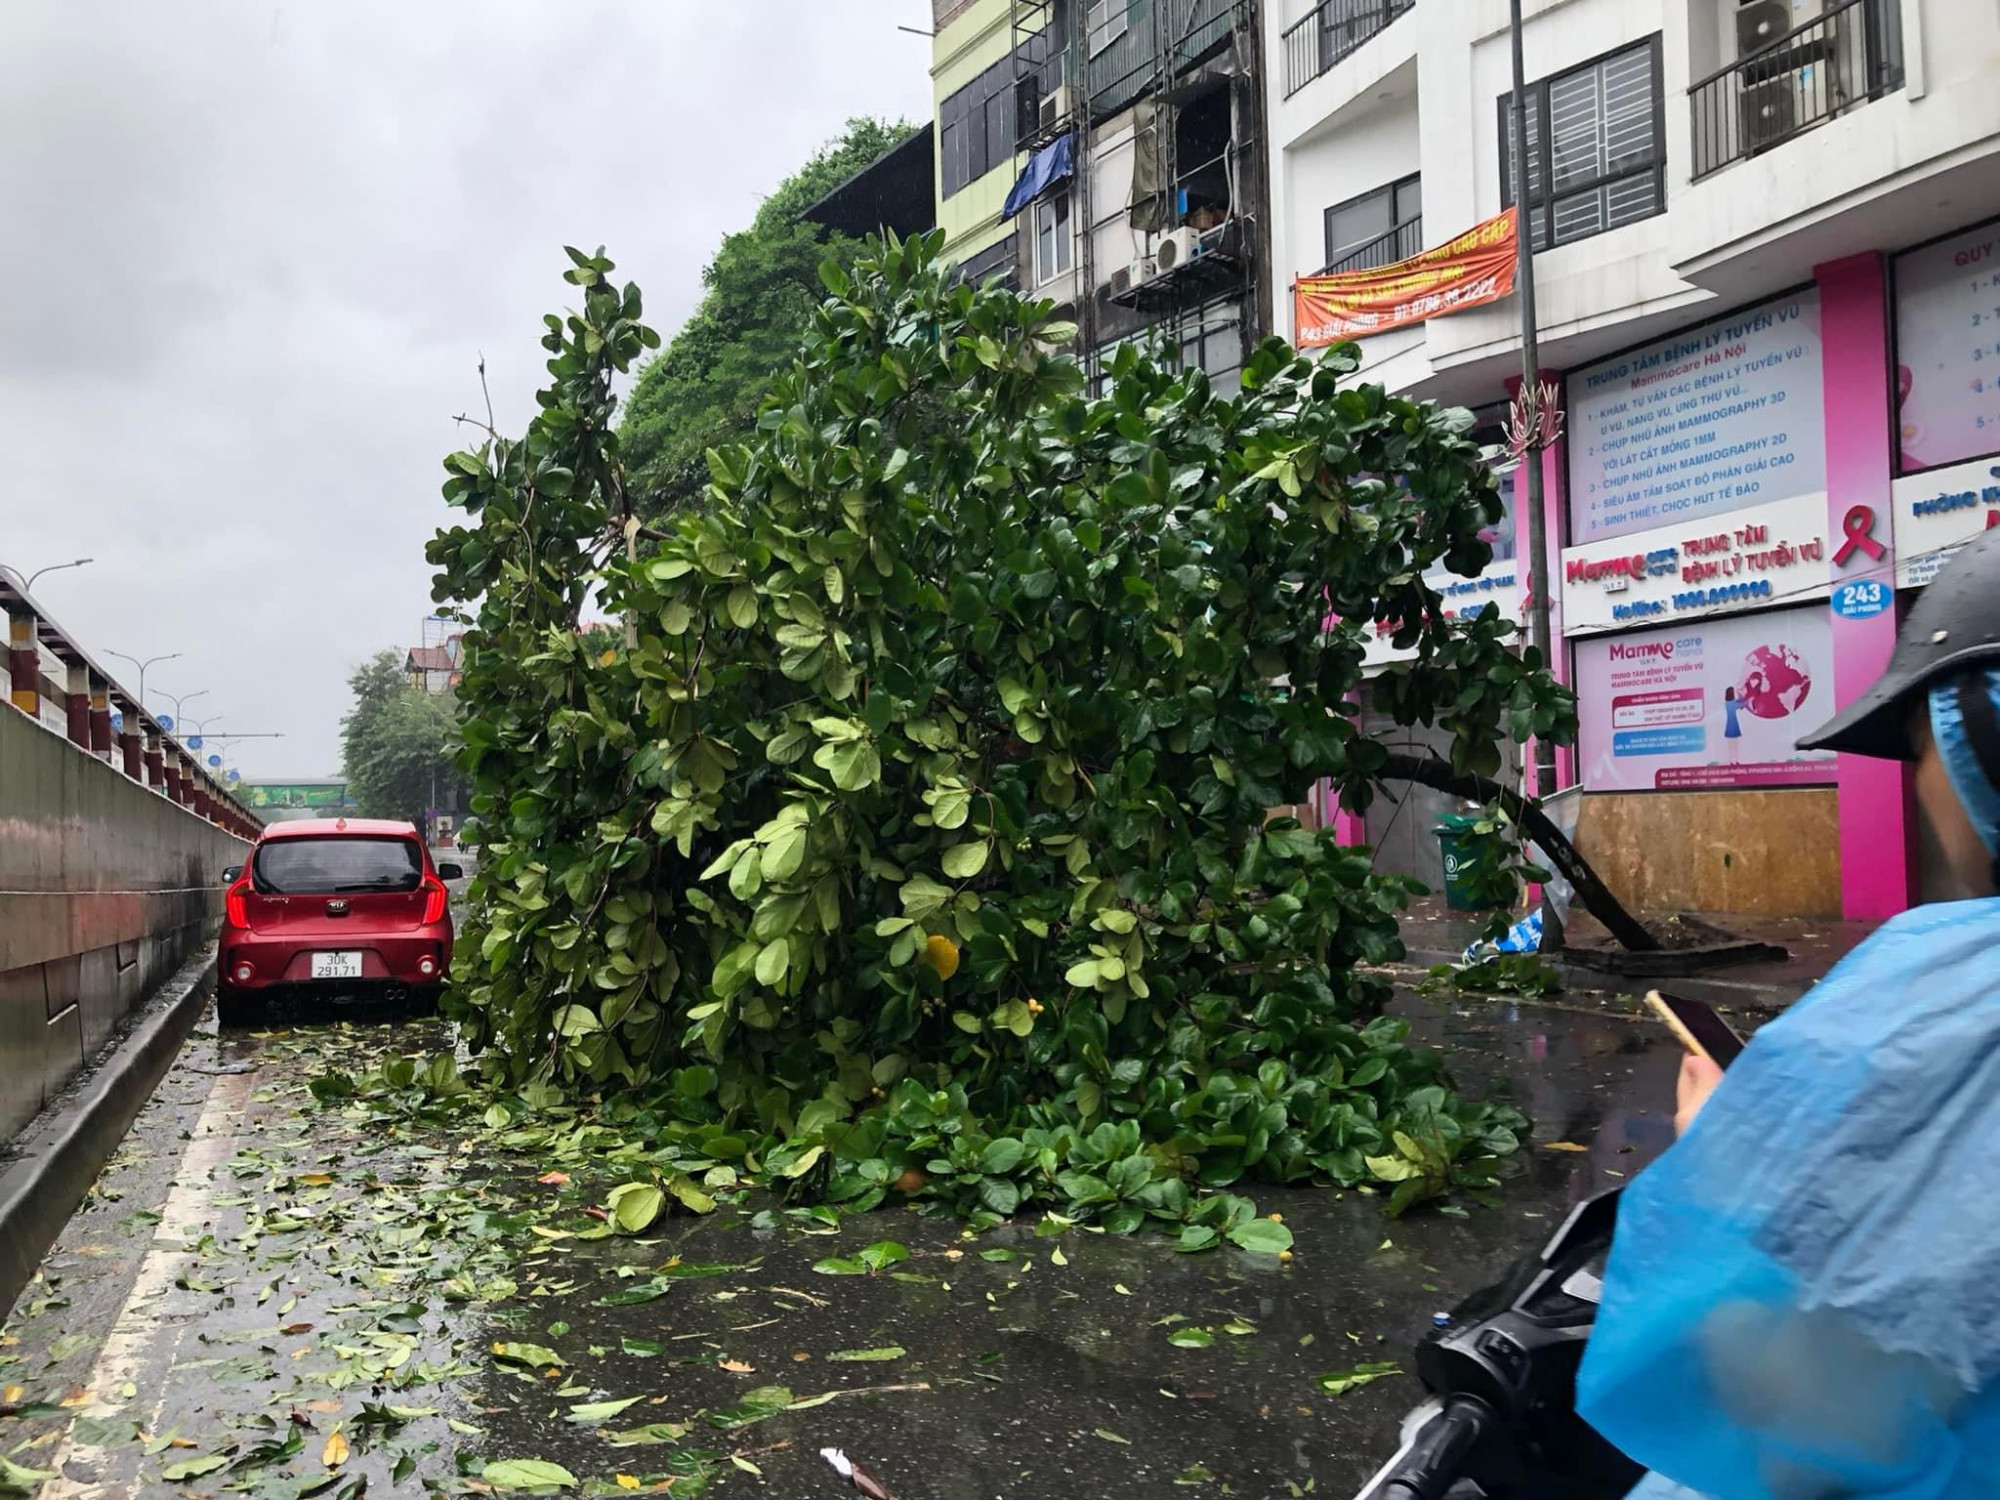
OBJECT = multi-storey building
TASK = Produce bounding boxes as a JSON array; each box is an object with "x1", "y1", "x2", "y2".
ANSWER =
[
  {"x1": 1265, "y1": 0, "x2": 2000, "y2": 920},
  {"x1": 930, "y1": 0, "x2": 1271, "y2": 392}
]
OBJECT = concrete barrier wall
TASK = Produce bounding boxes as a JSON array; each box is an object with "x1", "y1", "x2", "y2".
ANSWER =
[{"x1": 0, "y1": 705, "x2": 249, "y2": 1137}]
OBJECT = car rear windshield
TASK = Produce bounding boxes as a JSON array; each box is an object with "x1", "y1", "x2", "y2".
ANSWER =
[{"x1": 254, "y1": 837, "x2": 422, "y2": 894}]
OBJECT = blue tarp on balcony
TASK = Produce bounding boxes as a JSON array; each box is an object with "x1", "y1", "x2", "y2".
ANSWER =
[{"x1": 1001, "y1": 131, "x2": 1076, "y2": 221}]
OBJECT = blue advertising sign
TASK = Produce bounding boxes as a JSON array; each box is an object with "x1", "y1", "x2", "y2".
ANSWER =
[
  {"x1": 207, "y1": 754, "x2": 223, "y2": 768},
  {"x1": 187, "y1": 735, "x2": 203, "y2": 750}
]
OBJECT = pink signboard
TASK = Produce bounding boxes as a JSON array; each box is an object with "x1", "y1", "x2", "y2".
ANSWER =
[{"x1": 1575, "y1": 606, "x2": 1836, "y2": 792}]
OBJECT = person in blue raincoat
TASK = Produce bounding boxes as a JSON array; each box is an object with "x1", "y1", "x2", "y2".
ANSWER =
[{"x1": 1582, "y1": 526, "x2": 2000, "y2": 1500}]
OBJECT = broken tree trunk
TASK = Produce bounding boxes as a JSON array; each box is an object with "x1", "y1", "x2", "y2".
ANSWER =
[{"x1": 1378, "y1": 752, "x2": 1660, "y2": 953}]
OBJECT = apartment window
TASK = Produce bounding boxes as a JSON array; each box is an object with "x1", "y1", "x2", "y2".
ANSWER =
[
  {"x1": 1034, "y1": 190, "x2": 1074, "y2": 284},
  {"x1": 941, "y1": 56, "x2": 1019, "y2": 198},
  {"x1": 1323, "y1": 174, "x2": 1422, "y2": 272},
  {"x1": 1179, "y1": 298, "x2": 1245, "y2": 393},
  {"x1": 957, "y1": 233, "x2": 1020, "y2": 290},
  {"x1": 1088, "y1": 0, "x2": 1129, "y2": 57},
  {"x1": 1500, "y1": 37, "x2": 1664, "y2": 251}
]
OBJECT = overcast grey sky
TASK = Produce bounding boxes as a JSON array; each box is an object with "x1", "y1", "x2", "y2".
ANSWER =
[{"x1": 0, "y1": 1, "x2": 933, "y2": 777}]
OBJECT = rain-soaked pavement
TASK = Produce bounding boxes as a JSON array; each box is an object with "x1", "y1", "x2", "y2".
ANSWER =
[{"x1": 0, "y1": 979, "x2": 1717, "y2": 1498}]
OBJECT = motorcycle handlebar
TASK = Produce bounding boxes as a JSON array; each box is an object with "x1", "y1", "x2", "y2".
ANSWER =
[{"x1": 1351, "y1": 1395, "x2": 1495, "y2": 1500}]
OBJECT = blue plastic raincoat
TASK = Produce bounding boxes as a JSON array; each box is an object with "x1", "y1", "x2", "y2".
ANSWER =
[{"x1": 1580, "y1": 897, "x2": 2000, "y2": 1498}]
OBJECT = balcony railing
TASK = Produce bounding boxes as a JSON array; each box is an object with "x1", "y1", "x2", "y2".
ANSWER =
[
  {"x1": 1317, "y1": 215, "x2": 1423, "y2": 275},
  {"x1": 1689, "y1": 0, "x2": 1903, "y2": 179},
  {"x1": 1282, "y1": 0, "x2": 1415, "y2": 98}
]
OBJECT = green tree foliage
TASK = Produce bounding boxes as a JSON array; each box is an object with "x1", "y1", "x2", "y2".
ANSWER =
[
  {"x1": 340, "y1": 650, "x2": 459, "y2": 823},
  {"x1": 425, "y1": 235, "x2": 1576, "y2": 1232},
  {"x1": 618, "y1": 117, "x2": 914, "y2": 516}
]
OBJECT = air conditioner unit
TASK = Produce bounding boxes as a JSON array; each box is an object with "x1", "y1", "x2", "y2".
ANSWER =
[
  {"x1": 1112, "y1": 257, "x2": 1156, "y2": 296},
  {"x1": 1738, "y1": 73, "x2": 1800, "y2": 152},
  {"x1": 1155, "y1": 227, "x2": 1200, "y2": 273},
  {"x1": 1038, "y1": 83, "x2": 1074, "y2": 133},
  {"x1": 1735, "y1": 0, "x2": 1804, "y2": 57}
]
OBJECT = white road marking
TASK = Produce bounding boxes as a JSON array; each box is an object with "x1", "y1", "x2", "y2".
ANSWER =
[{"x1": 40, "y1": 1064, "x2": 259, "y2": 1499}]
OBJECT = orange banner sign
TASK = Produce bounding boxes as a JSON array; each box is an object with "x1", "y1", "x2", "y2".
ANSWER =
[{"x1": 1294, "y1": 207, "x2": 1519, "y2": 347}]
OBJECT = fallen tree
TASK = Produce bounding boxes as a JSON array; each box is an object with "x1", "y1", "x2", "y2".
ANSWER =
[
  {"x1": 1380, "y1": 753, "x2": 1657, "y2": 952},
  {"x1": 426, "y1": 234, "x2": 1578, "y2": 1233}
]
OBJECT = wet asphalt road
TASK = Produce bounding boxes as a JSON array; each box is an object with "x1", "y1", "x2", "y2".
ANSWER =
[{"x1": 0, "y1": 978, "x2": 1704, "y2": 1499}]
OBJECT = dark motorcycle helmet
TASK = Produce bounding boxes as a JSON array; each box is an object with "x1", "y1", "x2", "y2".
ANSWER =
[{"x1": 1797, "y1": 527, "x2": 2000, "y2": 760}]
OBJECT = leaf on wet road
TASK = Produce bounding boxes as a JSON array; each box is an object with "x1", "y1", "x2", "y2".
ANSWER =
[
  {"x1": 1317, "y1": 1361, "x2": 1403, "y2": 1397},
  {"x1": 1225, "y1": 1219, "x2": 1293, "y2": 1256},
  {"x1": 621, "y1": 1338, "x2": 664, "y2": 1358},
  {"x1": 601, "y1": 1422, "x2": 689, "y2": 1447},
  {"x1": 322, "y1": 1428, "x2": 350, "y2": 1467},
  {"x1": 1094, "y1": 1428, "x2": 1131, "y2": 1444},
  {"x1": 229, "y1": 1427, "x2": 304, "y2": 1471},
  {"x1": 565, "y1": 1395, "x2": 643, "y2": 1425},
  {"x1": 492, "y1": 1341, "x2": 566, "y2": 1369},
  {"x1": 537, "y1": 1171, "x2": 571, "y2": 1185},
  {"x1": 591, "y1": 1280, "x2": 671, "y2": 1307},
  {"x1": 704, "y1": 1386, "x2": 794, "y2": 1429},
  {"x1": 1168, "y1": 1328, "x2": 1213, "y2": 1348},
  {"x1": 481, "y1": 1457, "x2": 580, "y2": 1491},
  {"x1": 826, "y1": 1347, "x2": 906, "y2": 1363},
  {"x1": 1541, "y1": 1140, "x2": 1589, "y2": 1152},
  {"x1": 161, "y1": 1453, "x2": 230, "y2": 1482},
  {"x1": 606, "y1": 1182, "x2": 664, "y2": 1234},
  {"x1": 67, "y1": 1414, "x2": 141, "y2": 1449},
  {"x1": 718, "y1": 1358, "x2": 755, "y2": 1373}
]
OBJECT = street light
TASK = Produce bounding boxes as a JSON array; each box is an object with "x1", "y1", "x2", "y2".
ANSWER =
[
  {"x1": 154, "y1": 687, "x2": 208, "y2": 728},
  {"x1": 25, "y1": 557, "x2": 93, "y2": 592},
  {"x1": 104, "y1": 650, "x2": 183, "y2": 710}
]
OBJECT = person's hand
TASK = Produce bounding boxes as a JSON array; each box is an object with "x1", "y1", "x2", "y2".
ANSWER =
[{"x1": 1675, "y1": 1052, "x2": 1725, "y2": 1137}]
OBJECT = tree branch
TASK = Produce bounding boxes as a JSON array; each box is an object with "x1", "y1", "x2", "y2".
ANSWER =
[{"x1": 1377, "y1": 752, "x2": 1659, "y2": 952}]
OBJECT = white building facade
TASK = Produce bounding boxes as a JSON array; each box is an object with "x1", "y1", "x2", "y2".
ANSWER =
[{"x1": 1265, "y1": 0, "x2": 2000, "y2": 919}]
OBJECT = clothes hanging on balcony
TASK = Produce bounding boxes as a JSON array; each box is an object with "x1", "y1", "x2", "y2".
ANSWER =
[{"x1": 1000, "y1": 131, "x2": 1076, "y2": 221}]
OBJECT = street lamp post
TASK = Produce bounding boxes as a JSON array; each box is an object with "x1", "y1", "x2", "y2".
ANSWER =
[
  {"x1": 25, "y1": 557, "x2": 93, "y2": 593},
  {"x1": 154, "y1": 687, "x2": 209, "y2": 729},
  {"x1": 104, "y1": 650, "x2": 183, "y2": 711},
  {"x1": 1509, "y1": 0, "x2": 1565, "y2": 952}
]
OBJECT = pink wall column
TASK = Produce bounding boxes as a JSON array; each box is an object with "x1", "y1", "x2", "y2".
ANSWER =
[{"x1": 1817, "y1": 252, "x2": 1916, "y2": 919}]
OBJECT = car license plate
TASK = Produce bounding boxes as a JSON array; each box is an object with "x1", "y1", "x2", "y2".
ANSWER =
[{"x1": 310, "y1": 951, "x2": 364, "y2": 981}]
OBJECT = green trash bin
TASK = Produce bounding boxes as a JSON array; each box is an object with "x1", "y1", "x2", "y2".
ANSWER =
[{"x1": 1434, "y1": 814, "x2": 1498, "y2": 911}]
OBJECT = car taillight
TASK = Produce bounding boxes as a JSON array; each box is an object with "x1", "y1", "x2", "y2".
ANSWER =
[
  {"x1": 225, "y1": 876, "x2": 251, "y2": 928},
  {"x1": 421, "y1": 875, "x2": 448, "y2": 925}
]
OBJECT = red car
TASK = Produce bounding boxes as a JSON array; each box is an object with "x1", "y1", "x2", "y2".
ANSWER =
[{"x1": 217, "y1": 818, "x2": 461, "y2": 1026}]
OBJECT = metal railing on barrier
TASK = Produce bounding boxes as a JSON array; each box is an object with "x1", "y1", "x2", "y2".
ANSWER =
[{"x1": 0, "y1": 567, "x2": 259, "y2": 837}]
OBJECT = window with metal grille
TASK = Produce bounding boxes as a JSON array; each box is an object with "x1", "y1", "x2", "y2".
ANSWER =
[
  {"x1": 1088, "y1": 0, "x2": 1130, "y2": 57},
  {"x1": 1500, "y1": 36, "x2": 1664, "y2": 251}
]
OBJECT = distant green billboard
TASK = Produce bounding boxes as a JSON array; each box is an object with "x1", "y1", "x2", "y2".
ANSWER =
[{"x1": 242, "y1": 781, "x2": 357, "y2": 811}]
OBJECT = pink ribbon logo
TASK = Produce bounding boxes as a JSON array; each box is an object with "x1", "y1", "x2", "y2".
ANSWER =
[{"x1": 1833, "y1": 503, "x2": 1886, "y2": 567}]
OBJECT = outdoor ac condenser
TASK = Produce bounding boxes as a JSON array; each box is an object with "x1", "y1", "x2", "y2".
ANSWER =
[{"x1": 1154, "y1": 227, "x2": 1200, "y2": 273}]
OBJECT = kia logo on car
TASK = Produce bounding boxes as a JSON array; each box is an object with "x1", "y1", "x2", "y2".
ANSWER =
[{"x1": 325, "y1": 899, "x2": 350, "y2": 916}]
